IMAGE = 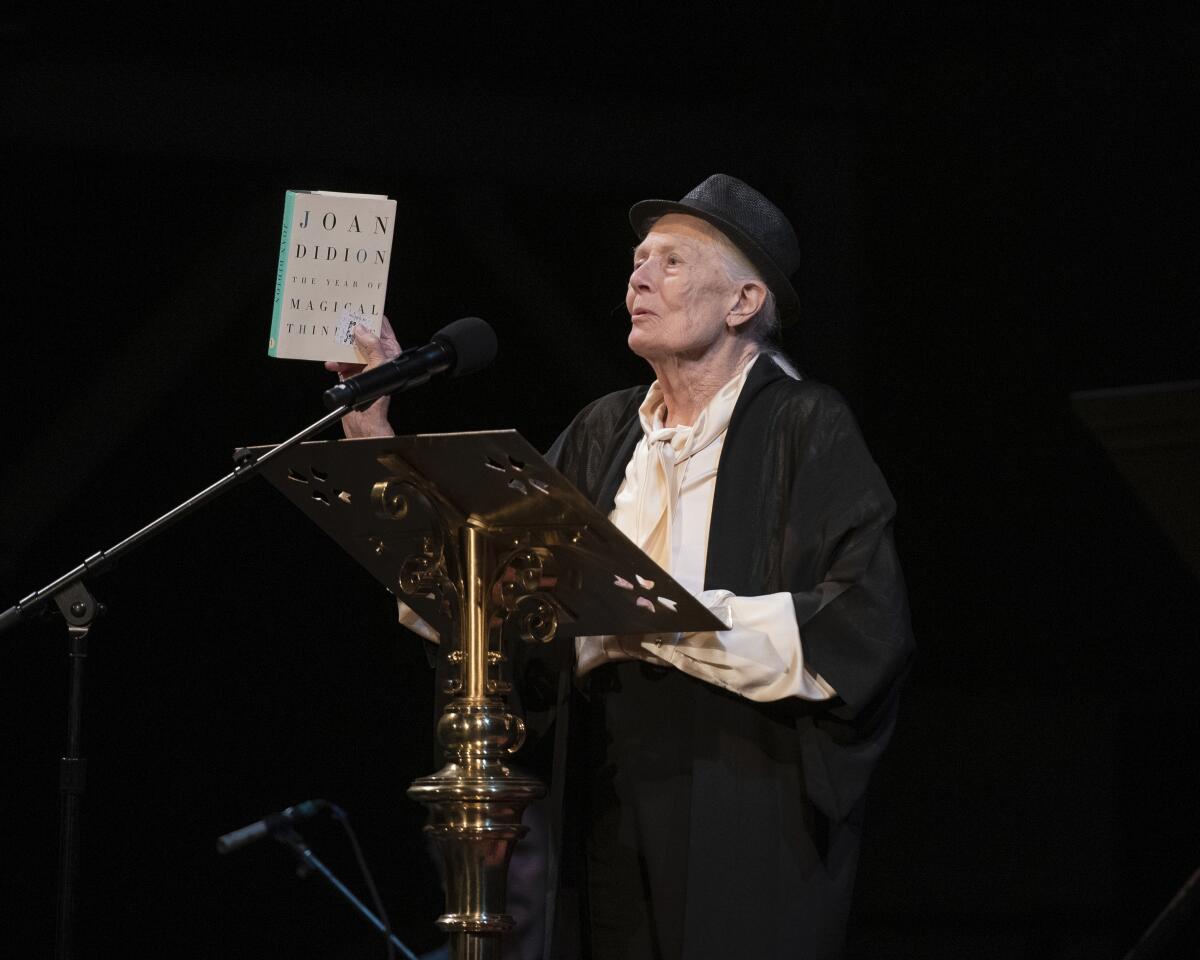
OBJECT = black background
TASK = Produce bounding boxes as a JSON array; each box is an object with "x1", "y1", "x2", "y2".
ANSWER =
[{"x1": 2, "y1": 4, "x2": 1198, "y2": 957}]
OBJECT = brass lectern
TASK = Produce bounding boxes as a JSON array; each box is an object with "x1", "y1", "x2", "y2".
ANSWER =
[{"x1": 251, "y1": 430, "x2": 724, "y2": 959}]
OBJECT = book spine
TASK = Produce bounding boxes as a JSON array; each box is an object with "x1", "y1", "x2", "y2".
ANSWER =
[{"x1": 267, "y1": 191, "x2": 297, "y2": 357}]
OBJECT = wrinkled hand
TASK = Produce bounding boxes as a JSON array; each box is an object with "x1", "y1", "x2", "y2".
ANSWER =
[{"x1": 324, "y1": 316, "x2": 400, "y2": 438}]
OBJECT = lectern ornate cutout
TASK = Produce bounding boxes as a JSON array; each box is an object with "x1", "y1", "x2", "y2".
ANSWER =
[{"x1": 250, "y1": 430, "x2": 724, "y2": 960}]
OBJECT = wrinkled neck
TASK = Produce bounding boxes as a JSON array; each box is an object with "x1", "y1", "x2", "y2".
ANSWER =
[{"x1": 648, "y1": 341, "x2": 760, "y2": 427}]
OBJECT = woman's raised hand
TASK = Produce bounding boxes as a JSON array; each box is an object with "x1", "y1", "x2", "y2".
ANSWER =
[{"x1": 324, "y1": 316, "x2": 401, "y2": 438}]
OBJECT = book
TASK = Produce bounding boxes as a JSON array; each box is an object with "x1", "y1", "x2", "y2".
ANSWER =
[{"x1": 268, "y1": 190, "x2": 397, "y2": 362}]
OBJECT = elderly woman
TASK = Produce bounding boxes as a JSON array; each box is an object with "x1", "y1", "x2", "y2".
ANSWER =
[{"x1": 332, "y1": 176, "x2": 913, "y2": 960}]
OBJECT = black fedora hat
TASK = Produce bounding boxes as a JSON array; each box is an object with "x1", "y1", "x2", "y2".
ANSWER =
[{"x1": 629, "y1": 174, "x2": 802, "y2": 328}]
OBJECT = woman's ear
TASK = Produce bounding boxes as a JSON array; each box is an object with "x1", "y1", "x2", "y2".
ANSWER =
[{"x1": 727, "y1": 281, "x2": 767, "y2": 330}]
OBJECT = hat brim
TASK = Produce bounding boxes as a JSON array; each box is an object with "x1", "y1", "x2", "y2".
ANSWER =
[{"x1": 629, "y1": 198, "x2": 801, "y2": 328}]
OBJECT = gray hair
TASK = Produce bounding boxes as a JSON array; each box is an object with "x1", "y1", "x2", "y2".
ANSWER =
[{"x1": 709, "y1": 231, "x2": 802, "y2": 379}]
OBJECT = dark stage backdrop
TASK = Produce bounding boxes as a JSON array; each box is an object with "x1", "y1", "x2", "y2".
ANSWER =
[{"x1": 3, "y1": 5, "x2": 1198, "y2": 959}]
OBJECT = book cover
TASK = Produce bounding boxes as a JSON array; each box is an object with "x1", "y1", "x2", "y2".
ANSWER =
[{"x1": 268, "y1": 190, "x2": 397, "y2": 362}]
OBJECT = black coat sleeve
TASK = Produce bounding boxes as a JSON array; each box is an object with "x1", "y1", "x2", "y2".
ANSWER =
[
  {"x1": 781, "y1": 394, "x2": 913, "y2": 725},
  {"x1": 710, "y1": 378, "x2": 913, "y2": 723}
]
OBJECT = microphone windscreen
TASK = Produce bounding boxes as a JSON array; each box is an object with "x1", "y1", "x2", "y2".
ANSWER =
[{"x1": 434, "y1": 317, "x2": 497, "y2": 378}]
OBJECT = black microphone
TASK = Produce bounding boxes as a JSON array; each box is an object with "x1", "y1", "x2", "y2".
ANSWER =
[
  {"x1": 322, "y1": 316, "x2": 497, "y2": 411},
  {"x1": 216, "y1": 798, "x2": 332, "y2": 854}
]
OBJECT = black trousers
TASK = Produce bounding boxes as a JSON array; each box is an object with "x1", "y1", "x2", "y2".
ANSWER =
[{"x1": 573, "y1": 661, "x2": 857, "y2": 960}]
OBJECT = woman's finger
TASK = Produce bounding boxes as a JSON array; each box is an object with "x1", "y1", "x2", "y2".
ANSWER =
[
  {"x1": 325, "y1": 360, "x2": 365, "y2": 376},
  {"x1": 379, "y1": 315, "x2": 397, "y2": 343},
  {"x1": 353, "y1": 320, "x2": 401, "y2": 368}
]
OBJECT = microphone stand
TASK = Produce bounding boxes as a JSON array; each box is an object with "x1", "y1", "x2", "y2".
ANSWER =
[
  {"x1": 273, "y1": 828, "x2": 418, "y2": 960},
  {"x1": 0, "y1": 400, "x2": 356, "y2": 960}
]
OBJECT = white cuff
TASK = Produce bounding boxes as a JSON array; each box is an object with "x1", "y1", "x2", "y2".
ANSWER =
[
  {"x1": 659, "y1": 590, "x2": 836, "y2": 702},
  {"x1": 397, "y1": 600, "x2": 440, "y2": 643}
]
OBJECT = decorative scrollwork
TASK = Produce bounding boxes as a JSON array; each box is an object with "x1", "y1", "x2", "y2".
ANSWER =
[
  {"x1": 371, "y1": 479, "x2": 411, "y2": 520},
  {"x1": 510, "y1": 594, "x2": 558, "y2": 644},
  {"x1": 397, "y1": 530, "x2": 450, "y2": 599},
  {"x1": 494, "y1": 549, "x2": 560, "y2": 644},
  {"x1": 399, "y1": 553, "x2": 441, "y2": 596}
]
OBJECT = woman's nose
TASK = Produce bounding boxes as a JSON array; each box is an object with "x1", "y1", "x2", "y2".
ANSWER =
[{"x1": 629, "y1": 259, "x2": 654, "y2": 290}]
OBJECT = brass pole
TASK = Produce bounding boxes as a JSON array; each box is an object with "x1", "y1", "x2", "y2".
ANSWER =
[
  {"x1": 462, "y1": 521, "x2": 487, "y2": 702},
  {"x1": 408, "y1": 523, "x2": 546, "y2": 960}
]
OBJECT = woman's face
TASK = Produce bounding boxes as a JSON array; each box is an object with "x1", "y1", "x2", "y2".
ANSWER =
[{"x1": 626, "y1": 214, "x2": 737, "y2": 362}]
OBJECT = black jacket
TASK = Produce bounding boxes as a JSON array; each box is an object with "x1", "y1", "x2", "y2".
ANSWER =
[{"x1": 520, "y1": 356, "x2": 913, "y2": 959}]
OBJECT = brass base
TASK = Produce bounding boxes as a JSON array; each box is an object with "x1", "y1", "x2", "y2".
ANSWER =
[
  {"x1": 442, "y1": 931, "x2": 506, "y2": 960},
  {"x1": 408, "y1": 693, "x2": 546, "y2": 959}
]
